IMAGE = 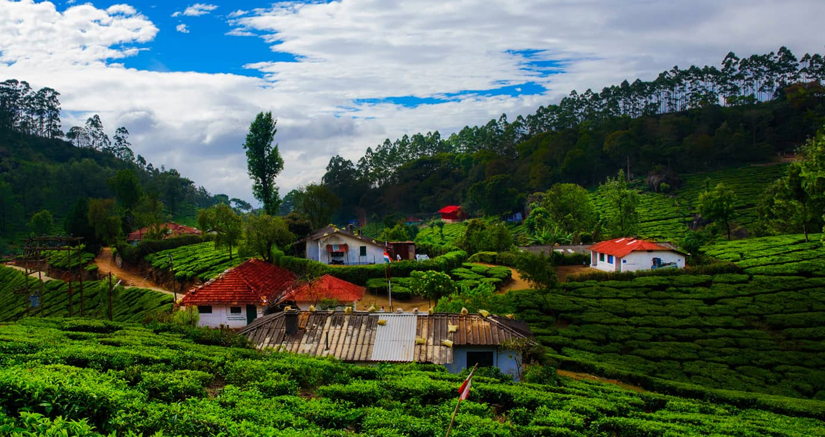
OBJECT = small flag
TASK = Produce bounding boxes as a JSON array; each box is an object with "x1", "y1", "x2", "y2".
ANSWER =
[
  {"x1": 458, "y1": 366, "x2": 475, "y2": 401},
  {"x1": 383, "y1": 251, "x2": 391, "y2": 263}
]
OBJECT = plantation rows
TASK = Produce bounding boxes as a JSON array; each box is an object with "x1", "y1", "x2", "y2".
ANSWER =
[
  {"x1": 365, "y1": 263, "x2": 512, "y2": 298},
  {"x1": 145, "y1": 242, "x2": 244, "y2": 282},
  {"x1": 0, "y1": 266, "x2": 173, "y2": 323},
  {"x1": 704, "y1": 233, "x2": 825, "y2": 276},
  {"x1": 0, "y1": 318, "x2": 823, "y2": 436},
  {"x1": 414, "y1": 222, "x2": 466, "y2": 253},
  {"x1": 516, "y1": 271, "x2": 825, "y2": 400}
]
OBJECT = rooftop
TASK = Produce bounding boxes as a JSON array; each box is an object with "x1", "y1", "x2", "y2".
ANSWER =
[
  {"x1": 589, "y1": 238, "x2": 675, "y2": 258},
  {"x1": 278, "y1": 274, "x2": 365, "y2": 304},
  {"x1": 181, "y1": 259, "x2": 296, "y2": 306}
]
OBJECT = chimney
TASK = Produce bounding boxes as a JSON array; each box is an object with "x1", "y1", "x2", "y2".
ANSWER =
[
  {"x1": 357, "y1": 229, "x2": 362, "y2": 236},
  {"x1": 285, "y1": 309, "x2": 299, "y2": 335},
  {"x1": 347, "y1": 224, "x2": 354, "y2": 234}
]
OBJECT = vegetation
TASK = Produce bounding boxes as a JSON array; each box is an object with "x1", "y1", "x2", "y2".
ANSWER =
[
  {"x1": 1, "y1": 317, "x2": 824, "y2": 436},
  {"x1": 198, "y1": 204, "x2": 243, "y2": 260},
  {"x1": 144, "y1": 241, "x2": 244, "y2": 283},
  {"x1": 598, "y1": 170, "x2": 640, "y2": 238},
  {"x1": 0, "y1": 266, "x2": 171, "y2": 322},
  {"x1": 240, "y1": 214, "x2": 293, "y2": 263},
  {"x1": 243, "y1": 112, "x2": 284, "y2": 216},
  {"x1": 698, "y1": 182, "x2": 738, "y2": 240}
]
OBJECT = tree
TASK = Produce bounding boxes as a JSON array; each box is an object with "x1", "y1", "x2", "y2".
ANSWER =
[
  {"x1": 29, "y1": 210, "x2": 53, "y2": 236},
  {"x1": 514, "y1": 251, "x2": 558, "y2": 310},
  {"x1": 64, "y1": 197, "x2": 98, "y2": 252},
  {"x1": 107, "y1": 169, "x2": 143, "y2": 210},
  {"x1": 113, "y1": 127, "x2": 134, "y2": 162},
  {"x1": 87, "y1": 199, "x2": 121, "y2": 244},
  {"x1": 133, "y1": 192, "x2": 168, "y2": 229},
  {"x1": 294, "y1": 183, "x2": 341, "y2": 230},
  {"x1": 598, "y1": 170, "x2": 639, "y2": 238},
  {"x1": 242, "y1": 214, "x2": 294, "y2": 263},
  {"x1": 410, "y1": 270, "x2": 456, "y2": 305},
  {"x1": 542, "y1": 183, "x2": 597, "y2": 235},
  {"x1": 698, "y1": 182, "x2": 737, "y2": 240},
  {"x1": 797, "y1": 125, "x2": 825, "y2": 236},
  {"x1": 284, "y1": 211, "x2": 313, "y2": 239},
  {"x1": 243, "y1": 112, "x2": 284, "y2": 215},
  {"x1": 0, "y1": 181, "x2": 23, "y2": 235},
  {"x1": 198, "y1": 204, "x2": 242, "y2": 259},
  {"x1": 378, "y1": 223, "x2": 411, "y2": 242},
  {"x1": 230, "y1": 198, "x2": 252, "y2": 214},
  {"x1": 461, "y1": 219, "x2": 512, "y2": 254},
  {"x1": 85, "y1": 115, "x2": 110, "y2": 151}
]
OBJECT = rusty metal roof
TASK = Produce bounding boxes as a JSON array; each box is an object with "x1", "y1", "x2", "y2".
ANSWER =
[{"x1": 240, "y1": 311, "x2": 534, "y2": 365}]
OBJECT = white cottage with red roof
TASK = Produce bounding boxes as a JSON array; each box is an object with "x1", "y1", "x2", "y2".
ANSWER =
[
  {"x1": 589, "y1": 238, "x2": 686, "y2": 273},
  {"x1": 276, "y1": 274, "x2": 365, "y2": 310},
  {"x1": 180, "y1": 259, "x2": 296, "y2": 328}
]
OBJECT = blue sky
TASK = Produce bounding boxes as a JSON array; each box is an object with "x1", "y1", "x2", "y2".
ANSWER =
[{"x1": 2, "y1": 0, "x2": 824, "y2": 203}]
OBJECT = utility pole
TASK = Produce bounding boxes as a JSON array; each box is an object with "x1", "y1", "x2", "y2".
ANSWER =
[
  {"x1": 66, "y1": 245, "x2": 73, "y2": 317},
  {"x1": 77, "y1": 247, "x2": 84, "y2": 316},
  {"x1": 168, "y1": 254, "x2": 176, "y2": 302}
]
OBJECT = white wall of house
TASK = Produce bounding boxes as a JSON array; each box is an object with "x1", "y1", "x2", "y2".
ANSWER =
[
  {"x1": 305, "y1": 233, "x2": 385, "y2": 265},
  {"x1": 591, "y1": 251, "x2": 621, "y2": 272},
  {"x1": 193, "y1": 304, "x2": 264, "y2": 328},
  {"x1": 620, "y1": 251, "x2": 685, "y2": 272}
]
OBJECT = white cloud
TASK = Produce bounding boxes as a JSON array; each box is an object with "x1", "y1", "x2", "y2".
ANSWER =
[
  {"x1": 2, "y1": 0, "x2": 825, "y2": 205},
  {"x1": 171, "y1": 11, "x2": 180, "y2": 17},
  {"x1": 182, "y1": 3, "x2": 217, "y2": 17},
  {"x1": 228, "y1": 9, "x2": 248, "y2": 18},
  {"x1": 176, "y1": 23, "x2": 189, "y2": 33}
]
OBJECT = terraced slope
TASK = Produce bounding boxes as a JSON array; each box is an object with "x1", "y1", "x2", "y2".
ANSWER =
[
  {"x1": 145, "y1": 241, "x2": 244, "y2": 282},
  {"x1": 0, "y1": 318, "x2": 823, "y2": 436},
  {"x1": 704, "y1": 233, "x2": 825, "y2": 276},
  {"x1": 0, "y1": 266, "x2": 172, "y2": 323}
]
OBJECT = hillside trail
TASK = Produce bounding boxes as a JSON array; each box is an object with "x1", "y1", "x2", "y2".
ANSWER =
[
  {"x1": 556, "y1": 369, "x2": 645, "y2": 393},
  {"x1": 3, "y1": 264, "x2": 58, "y2": 281},
  {"x1": 95, "y1": 247, "x2": 176, "y2": 297}
]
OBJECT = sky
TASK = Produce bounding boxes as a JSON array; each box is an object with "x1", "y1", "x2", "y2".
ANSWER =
[{"x1": 1, "y1": 0, "x2": 824, "y2": 205}]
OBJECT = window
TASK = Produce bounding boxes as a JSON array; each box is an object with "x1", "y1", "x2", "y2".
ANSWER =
[
  {"x1": 466, "y1": 351, "x2": 495, "y2": 368},
  {"x1": 197, "y1": 305, "x2": 212, "y2": 314},
  {"x1": 599, "y1": 253, "x2": 605, "y2": 262},
  {"x1": 608, "y1": 255, "x2": 614, "y2": 264},
  {"x1": 229, "y1": 307, "x2": 242, "y2": 314},
  {"x1": 360, "y1": 246, "x2": 367, "y2": 256}
]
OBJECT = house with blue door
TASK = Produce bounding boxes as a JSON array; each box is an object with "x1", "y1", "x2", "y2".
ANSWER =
[{"x1": 240, "y1": 310, "x2": 535, "y2": 380}]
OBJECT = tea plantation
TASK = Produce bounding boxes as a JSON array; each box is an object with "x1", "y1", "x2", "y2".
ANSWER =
[
  {"x1": 1, "y1": 317, "x2": 824, "y2": 437},
  {"x1": 516, "y1": 234, "x2": 825, "y2": 402},
  {"x1": 0, "y1": 266, "x2": 172, "y2": 323},
  {"x1": 145, "y1": 242, "x2": 244, "y2": 282}
]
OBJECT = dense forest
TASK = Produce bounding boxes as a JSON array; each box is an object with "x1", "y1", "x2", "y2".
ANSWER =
[
  {"x1": 313, "y1": 48, "x2": 825, "y2": 222},
  {"x1": 0, "y1": 80, "x2": 230, "y2": 255}
]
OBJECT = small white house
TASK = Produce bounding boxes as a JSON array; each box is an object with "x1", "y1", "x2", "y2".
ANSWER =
[
  {"x1": 589, "y1": 238, "x2": 686, "y2": 273},
  {"x1": 180, "y1": 259, "x2": 296, "y2": 328},
  {"x1": 299, "y1": 225, "x2": 386, "y2": 265}
]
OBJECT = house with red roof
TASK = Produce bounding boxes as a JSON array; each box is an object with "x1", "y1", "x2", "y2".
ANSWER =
[
  {"x1": 437, "y1": 205, "x2": 465, "y2": 223},
  {"x1": 180, "y1": 259, "x2": 296, "y2": 328},
  {"x1": 127, "y1": 222, "x2": 201, "y2": 244},
  {"x1": 589, "y1": 237, "x2": 686, "y2": 273},
  {"x1": 297, "y1": 225, "x2": 387, "y2": 265},
  {"x1": 276, "y1": 274, "x2": 365, "y2": 310}
]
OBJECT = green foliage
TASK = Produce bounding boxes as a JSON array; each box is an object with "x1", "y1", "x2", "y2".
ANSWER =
[
  {"x1": 243, "y1": 111, "x2": 284, "y2": 215},
  {"x1": 241, "y1": 214, "x2": 294, "y2": 263},
  {"x1": 378, "y1": 223, "x2": 412, "y2": 242},
  {"x1": 198, "y1": 203, "x2": 242, "y2": 260},
  {"x1": 414, "y1": 222, "x2": 465, "y2": 256},
  {"x1": 144, "y1": 241, "x2": 244, "y2": 282},
  {"x1": 294, "y1": 183, "x2": 342, "y2": 230},
  {"x1": 28, "y1": 209, "x2": 54, "y2": 236},
  {"x1": 0, "y1": 266, "x2": 172, "y2": 323},
  {"x1": 107, "y1": 169, "x2": 143, "y2": 210},
  {"x1": 543, "y1": 183, "x2": 597, "y2": 235},
  {"x1": 117, "y1": 234, "x2": 203, "y2": 265},
  {"x1": 698, "y1": 182, "x2": 737, "y2": 240},
  {"x1": 598, "y1": 170, "x2": 640, "y2": 238},
  {"x1": 461, "y1": 219, "x2": 513, "y2": 255},
  {"x1": 410, "y1": 270, "x2": 456, "y2": 301}
]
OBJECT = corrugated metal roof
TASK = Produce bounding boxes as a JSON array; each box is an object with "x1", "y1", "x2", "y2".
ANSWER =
[
  {"x1": 370, "y1": 314, "x2": 417, "y2": 362},
  {"x1": 239, "y1": 311, "x2": 534, "y2": 365}
]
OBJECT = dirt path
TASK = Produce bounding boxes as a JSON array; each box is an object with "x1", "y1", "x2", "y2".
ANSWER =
[
  {"x1": 557, "y1": 369, "x2": 645, "y2": 393},
  {"x1": 4, "y1": 264, "x2": 58, "y2": 281},
  {"x1": 476, "y1": 264, "x2": 532, "y2": 293},
  {"x1": 556, "y1": 265, "x2": 599, "y2": 282},
  {"x1": 357, "y1": 291, "x2": 431, "y2": 312},
  {"x1": 95, "y1": 248, "x2": 176, "y2": 297}
]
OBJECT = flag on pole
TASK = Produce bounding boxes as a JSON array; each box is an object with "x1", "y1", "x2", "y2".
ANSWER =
[
  {"x1": 458, "y1": 366, "x2": 476, "y2": 401},
  {"x1": 383, "y1": 251, "x2": 391, "y2": 263}
]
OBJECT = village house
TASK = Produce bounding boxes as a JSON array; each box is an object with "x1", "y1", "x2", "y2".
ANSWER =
[
  {"x1": 298, "y1": 225, "x2": 386, "y2": 265},
  {"x1": 386, "y1": 241, "x2": 416, "y2": 260},
  {"x1": 589, "y1": 237, "x2": 686, "y2": 273},
  {"x1": 241, "y1": 310, "x2": 535, "y2": 379},
  {"x1": 437, "y1": 205, "x2": 466, "y2": 223},
  {"x1": 126, "y1": 222, "x2": 201, "y2": 244},
  {"x1": 180, "y1": 259, "x2": 296, "y2": 328},
  {"x1": 275, "y1": 274, "x2": 365, "y2": 310}
]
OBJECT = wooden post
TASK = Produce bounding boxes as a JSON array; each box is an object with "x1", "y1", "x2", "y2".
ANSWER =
[
  {"x1": 66, "y1": 246, "x2": 73, "y2": 317},
  {"x1": 37, "y1": 264, "x2": 44, "y2": 317},
  {"x1": 24, "y1": 261, "x2": 30, "y2": 317},
  {"x1": 445, "y1": 363, "x2": 478, "y2": 437},
  {"x1": 77, "y1": 247, "x2": 84, "y2": 316},
  {"x1": 108, "y1": 272, "x2": 114, "y2": 321}
]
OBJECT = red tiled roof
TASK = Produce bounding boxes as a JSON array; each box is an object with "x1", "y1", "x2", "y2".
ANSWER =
[
  {"x1": 589, "y1": 238, "x2": 673, "y2": 258},
  {"x1": 127, "y1": 223, "x2": 201, "y2": 241},
  {"x1": 438, "y1": 205, "x2": 461, "y2": 214},
  {"x1": 278, "y1": 274, "x2": 365, "y2": 304},
  {"x1": 181, "y1": 259, "x2": 296, "y2": 306}
]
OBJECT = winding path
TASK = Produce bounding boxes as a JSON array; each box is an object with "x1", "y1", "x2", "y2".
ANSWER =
[{"x1": 94, "y1": 247, "x2": 176, "y2": 297}]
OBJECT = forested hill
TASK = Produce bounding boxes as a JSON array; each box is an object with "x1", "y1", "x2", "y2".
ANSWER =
[
  {"x1": 317, "y1": 47, "x2": 825, "y2": 221},
  {"x1": 0, "y1": 98, "x2": 227, "y2": 255}
]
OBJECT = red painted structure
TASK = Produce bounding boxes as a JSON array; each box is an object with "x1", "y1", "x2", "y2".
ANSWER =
[
  {"x1": 181, "y1": 259, "x2": 296, "y2": 306},
  {"x1": 437, "y1": 205, "x2": 465, "y2": 223},
  {"x1": 277, "y1": 274, "x2": 365, "y2": 308}
]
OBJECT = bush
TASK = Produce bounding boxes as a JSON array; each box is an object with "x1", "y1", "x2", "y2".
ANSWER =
[
  {"x1": 523, "y1": 366, "x2": 561, "y2": 386},
  {"x1": 137, "y1": 370, "x2": 212, "y2": 402}
]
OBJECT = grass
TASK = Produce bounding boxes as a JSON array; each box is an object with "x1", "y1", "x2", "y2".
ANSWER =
[{"x1": 0, "y1": 317, "x2": 823, "y2": 436}]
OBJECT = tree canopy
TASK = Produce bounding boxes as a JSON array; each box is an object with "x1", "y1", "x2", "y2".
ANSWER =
[{"x1": 243, "y1": 112, "x2": 284, "y2": 215}]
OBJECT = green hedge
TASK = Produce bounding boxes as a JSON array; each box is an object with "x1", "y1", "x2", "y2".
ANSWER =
[{"x1": 118, "y1": 235, "x2": 205, "y2": 265}]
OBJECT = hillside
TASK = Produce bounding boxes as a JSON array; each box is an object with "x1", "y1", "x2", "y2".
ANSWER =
[
  {"x1": 0, "y1": 317, "x2": 823, "y2": 436},
  {"x1": 510, "y1": 234, "x2": 825, "y2": 401},
  {"x1": 0, "y1": 266, "x2": 172, "y2": 323}
]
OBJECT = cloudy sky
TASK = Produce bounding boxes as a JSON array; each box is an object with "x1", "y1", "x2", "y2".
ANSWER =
[{"x1": 1, "y1": 0, "x2": 824, "y2": 204}]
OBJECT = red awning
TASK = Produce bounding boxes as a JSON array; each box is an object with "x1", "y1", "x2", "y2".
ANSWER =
[{"x1": 326, "y1": 244, "x2": 349, "y2": 253}]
